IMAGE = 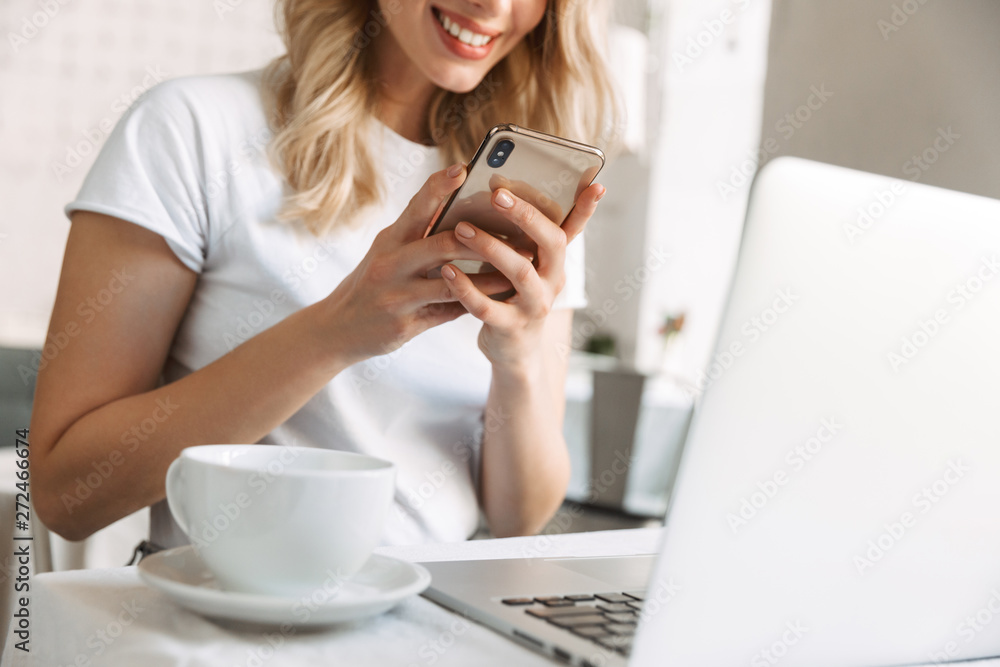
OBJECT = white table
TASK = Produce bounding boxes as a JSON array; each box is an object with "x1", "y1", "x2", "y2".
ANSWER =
[
  {"x1": 6, "y1": 528, "x2": 1000, "y2": 667},
  {"x1": 1, "y1": 529, "x2": 660, "y2": 666},
  {"x1": 0, "y1": 449, "x2": 150, "y2": 656}
]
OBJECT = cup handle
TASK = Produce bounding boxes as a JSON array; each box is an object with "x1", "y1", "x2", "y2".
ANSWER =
[{"x1": 165, "y1": 457, "x2": 189, "y2": 536}]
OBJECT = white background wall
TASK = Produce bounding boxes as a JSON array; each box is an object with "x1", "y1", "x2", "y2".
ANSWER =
[
  {"x1": 760, "y1": 0, "x2": 1000, "y2": 200},
  {"x1": 626, "y1": 0, "x2": 1000, "y2": 396},
  {"x1": 577, "y1": 0, "x2": 773, "y2": 384},
  {"x1": 3, "y1": 0, "x2": 998, "y2": 395},
  {"x1": 1, "y1": 0, "x2": 663, "y2": 356},
  {"x1": 0, "y1": 0, "x2": 283, "y2": 347},
  {"x1": 637, "y1": 0, "x2": 772, "y2": 384}
]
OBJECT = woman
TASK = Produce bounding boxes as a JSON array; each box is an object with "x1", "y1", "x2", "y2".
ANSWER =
[{"x1": 30, "y1": 0, "x2": 618, "y2": 548}]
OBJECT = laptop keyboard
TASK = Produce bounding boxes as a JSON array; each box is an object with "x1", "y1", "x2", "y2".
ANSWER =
[{"x1": 501, "y1": 591, "x2": 644, "y2": 658}]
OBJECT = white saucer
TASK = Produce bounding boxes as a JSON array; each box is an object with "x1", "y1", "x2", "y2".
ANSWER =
[{"x1": 138, "y1": 545, "x2": 431, "y2": 627}]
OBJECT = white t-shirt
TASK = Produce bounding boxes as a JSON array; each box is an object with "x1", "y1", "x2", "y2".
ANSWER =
[{"x1": 66, "y1": 69, "x2": 587, "y2": 547}]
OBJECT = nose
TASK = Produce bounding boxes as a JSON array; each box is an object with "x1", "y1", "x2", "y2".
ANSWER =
[{"x1": 462, "y1": 0, "x2": 512, "y2": 17}]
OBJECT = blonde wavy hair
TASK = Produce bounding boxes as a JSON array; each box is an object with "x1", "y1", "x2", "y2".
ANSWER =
[{"x1": 263, "y1": 0, "x2": 620, "y2": 235}]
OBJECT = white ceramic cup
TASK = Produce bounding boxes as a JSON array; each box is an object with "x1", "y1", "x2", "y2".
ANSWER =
[{"x1": 165, "y1": 444, "x2": 395, "y2": 597}]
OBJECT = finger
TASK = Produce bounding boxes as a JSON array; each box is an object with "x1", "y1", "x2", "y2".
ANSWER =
[
  {"x1": 559, "y1": 182, "x2": 606, "y2": 245},
  {"x1": 414, "y1": 272, "x2": 514, "y2": 304},
  {"x1": 453, "y1": 222, "x2": 546, "y2": 305},
  {"x1": 491, "y1": 188, "x2": 567, "y2": 277},
  {"x1": 469, "y1": 270, "x2": 515, "y2": 296},
  {"x1": 413, "y1": 300, "x2": 468, "y2": 332},
  {"x1": 390, "y1": 163, "x2": 467, "y2": 243},
  {"x1": 395, "y1": 230, "x2": 487, "y2": 275},
  {"x1": 440, "y1": 263, "x2": 515, "y2": 327},
  {"x1": 397, "y1": 229, "x2": 534, "y2": 276}
]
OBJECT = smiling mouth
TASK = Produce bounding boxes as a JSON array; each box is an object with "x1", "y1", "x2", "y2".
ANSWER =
[{"x1": 432, "y1": 8, "x2": 497, "y2": 48}]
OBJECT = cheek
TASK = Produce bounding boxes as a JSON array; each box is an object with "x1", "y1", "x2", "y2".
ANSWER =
[
  {"x1": 503, "y1": 0, "x2": 548, "y2": 51},
  {"x1": 381, "y1": 2, "x2": 425, "y2": 45},
  {"x1": 518, "y1": 0, "x2": 549, "y2": 33}
]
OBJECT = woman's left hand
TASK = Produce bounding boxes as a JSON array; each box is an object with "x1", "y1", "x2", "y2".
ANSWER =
[{"x1": 441, "y1": 182, "x2": 606, "y2": 369}]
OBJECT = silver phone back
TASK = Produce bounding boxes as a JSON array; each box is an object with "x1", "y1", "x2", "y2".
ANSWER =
[{"x1": 428, "y1": 125, "x2": 605, "y2": 249}]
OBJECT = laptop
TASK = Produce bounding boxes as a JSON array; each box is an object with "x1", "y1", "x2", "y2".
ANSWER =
[{"x1": 419, "y1": 157, "x2": 1000, "y2": 667}]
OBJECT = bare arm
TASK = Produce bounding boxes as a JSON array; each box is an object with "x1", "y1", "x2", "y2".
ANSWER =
[
  {"x1": 444, "y1": 181, "x2": 606, "y2": 537},
  {"x1": 479, "y1": 309, "x2": 573, "y2": 537},
  {"x1": 30, "y1": 212, "x2": 355, "y2": 539},
  {"x1": 32, "y1": 164, "x2": 504, "y2": 540}
]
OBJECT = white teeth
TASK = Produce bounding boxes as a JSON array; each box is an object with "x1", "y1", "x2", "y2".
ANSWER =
[{"x1": 435, "y1": 10, "x2": 493, "y2": 47}]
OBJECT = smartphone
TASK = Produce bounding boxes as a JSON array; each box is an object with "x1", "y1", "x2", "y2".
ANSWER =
[{"x1": 426, "y1": 124, "x2": 605, "y2": 261}]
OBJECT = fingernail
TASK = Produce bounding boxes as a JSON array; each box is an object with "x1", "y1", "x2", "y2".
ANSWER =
[
  {"x1": 595, "y1": 184, "x2": 607, "y2": 201},
  {"x1": 455, "y1": 223, "x2": 475, "y2": 239},
  {"x1": 494, "y1": 190, "x2": 514, "y2": 209},
  {"x1": 447, "y1": 163, "x2": 464, "y2": 178},
  {"x1": 442, "y1": 265, "x2": 457, "y2": 280}
]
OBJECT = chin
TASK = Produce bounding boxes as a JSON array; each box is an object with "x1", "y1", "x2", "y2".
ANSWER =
[
  {"x1": 378, "y1": 0, "x2": 544, "y2": 97},
  {"x1": 429, "y1": 66, "x2": 491, "y2": 94}
]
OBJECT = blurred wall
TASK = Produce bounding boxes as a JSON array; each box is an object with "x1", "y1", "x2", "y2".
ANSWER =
[
  {"x1": 635, "y1": 0, "x2": 773, "y2": 380},
  {"x1": 0, "y1": 0, "x2": 655, "y2": 360},
  {"x1": 760, "y1": 0, "x2": 1000, "y2": 198},
  {"x1": 644, "y1": 0, "x2": 1000, "y2": 391},
  {"x1": 0, "y1": 0, "x2": 283, "y2": 347}
]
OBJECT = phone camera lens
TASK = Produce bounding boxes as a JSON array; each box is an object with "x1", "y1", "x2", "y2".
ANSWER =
[{"x1": 488, "y1": 139, "x2": 515, "y2": 168}]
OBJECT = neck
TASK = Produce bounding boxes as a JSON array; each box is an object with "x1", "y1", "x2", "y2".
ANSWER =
[{"x1": 371, "y1": 25, "x2": 437, "y2": 144}]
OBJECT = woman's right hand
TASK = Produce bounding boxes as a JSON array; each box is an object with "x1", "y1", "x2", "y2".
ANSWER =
[{"x1": 320, "y1": 163, "x2": 513, "y2": 363}]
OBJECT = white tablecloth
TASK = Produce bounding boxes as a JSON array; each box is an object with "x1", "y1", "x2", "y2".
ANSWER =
[
  {"x1": 5, "y1": 526, "x2": 1000, "y2": 667},
  {"x1": 0, "y1": 449, "x2": 150, "y2": 656},
  {"x1": 0, "y1": 529, "x2": 662, "y2": 667}
]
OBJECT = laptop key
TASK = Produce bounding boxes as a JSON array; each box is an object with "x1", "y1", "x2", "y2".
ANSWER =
[
  {"x1": 571, "y1": 626, "x2": 611, "y2": 639},
  {"x1": 501, "y1": 598, "x2": 535, "y2": 606},
  {"x1": 549, "y1": 614, "x2": 610, "y2": 628},
  {"x1": 540, "y1": 599, "x2": 576, "y2": 607},
  {"x1": 595, "y1": 593, "x2": 633, "y2": 604},
  {"x1": 565, "y1": 594, "x2": 596, "y2": 601},
  {"x1": 604, "y1": 623, "x2": 637, "y2": 636},
  {"x1": 534, "y1": 596, "x2": 565, "y2": 604},
  {"x1": 603, "y1": 613, "x2": 637, "y2": 624},
  {"x1": 597, "y1": 603, "x2": 634, "y2": 614},
  {"x1": 527, "y1": 605, "x2": 600, "y2": 618},
  {"x1": 623, "y1": 591, "x2": 646, "y2": 601},
  {"x1": 626, "y1": 601, "x2": 644, "y2": 611},
  {"x1": 595, "y1": 635, "x2": 630, "y2": 650}
]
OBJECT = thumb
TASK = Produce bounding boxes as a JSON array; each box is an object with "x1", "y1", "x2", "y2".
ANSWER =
[{"x1": 392, "y1": 163, "x2": 466, "y2": 243}]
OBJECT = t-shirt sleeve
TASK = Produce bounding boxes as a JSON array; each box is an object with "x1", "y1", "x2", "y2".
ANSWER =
[
  {"x1": 551, "y1": 232, "x2": 588, "y2": 310},
  {"x1": 65, "y1": 80, "x2": 208, "y2": 273}
]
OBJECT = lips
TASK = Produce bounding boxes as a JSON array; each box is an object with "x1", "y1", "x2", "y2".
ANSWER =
[
  {"x1": 431, "y1": 6, "x2": 501, "y2": 60},
  {"x1": 435, "y1": 9, "x2": 495, "y2": 47}
]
